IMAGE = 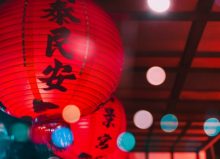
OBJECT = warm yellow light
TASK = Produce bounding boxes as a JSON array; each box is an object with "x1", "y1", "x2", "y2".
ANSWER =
[
  {"x1": 147, "y1": 0, "x2": 171, "y2": 13},
  {"x1": 62, "y1": 105, "x2": 81, "y2": 123}
]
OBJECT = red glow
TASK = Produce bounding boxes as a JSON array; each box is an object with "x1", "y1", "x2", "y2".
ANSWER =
[
  {"x1": 129, "y1": 152, "x2": 147, "y2": 159},
  {"x1": 174, "y1": 152, "x2": 196, "y2": 159},
  {"x1": 149, "y1": 153, "x2": 171, "y2": 159},
  {"x1": 199, "y1": 151, "x2": 206, "y2": 159},
  {"x1": 128, "y1": 152, "x2": 207, "y2": 159}
]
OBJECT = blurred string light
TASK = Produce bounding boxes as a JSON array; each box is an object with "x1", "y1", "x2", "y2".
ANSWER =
[
  {"x1": 147, "y1": 0, "x2": 171, "y2": 13},
  {"x1": 204, "y1": 118, "x2": 220, "y2": 137},
  {"x1": 133, "y1": 110, "x2": 153, "y2": 129},
  {"x1": 160, "y1": 114, "x2": 178, "y2": 133},
  {"x1": 51, "y1": 127, "x2": 73, "y2": 149},
  {"x1": 11, "y1": 123, "x2": 29, "y2": 142},
  {"x1": 62, "y1": 105, "x2": 81, "y2": 124},
  {"x1": 117, "y1": 132, "x2": 136, "y2": 152},
  {"x1": 0, "y1": 123, "x2": 10, "y2": 159},
  {"x1": 146, "y1": 66, "x2": 166, "y2": 86},
  {"x1": 216, "y1": 0, "x2": 220, "y2": 6},
  {"x1": 0, "y1": 123, "x2": 8, "y2": 138}
]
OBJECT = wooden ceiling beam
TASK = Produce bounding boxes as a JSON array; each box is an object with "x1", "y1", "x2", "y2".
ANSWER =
[
  {"x1": 134, "y1": 51, "x2": 220, "y2": 58},
  {"x1": 110, "y1": 12, "x2": 220, "y2": 21},
  {"x1": 166, "y1": 0, "x2": 215, "y2": 112},
  {"x1": 171, "y1": 122, "x2": 192, "y2": 151},
  {"x1": 197, "y1": 134, "x2": 220, "y2": 152}
]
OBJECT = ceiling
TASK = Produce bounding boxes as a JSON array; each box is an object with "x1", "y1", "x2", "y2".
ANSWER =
[
  {"x1": 95, "y1": 0, "x2": 220, "y2": 153},
  {"x1": 0, "y1": 0, "x2": 219, "y2": 155}
]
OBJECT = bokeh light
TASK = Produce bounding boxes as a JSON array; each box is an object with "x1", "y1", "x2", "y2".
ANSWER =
[
  {"x1": 11, "y1": 123, "x2": 29, "y2": 142},
  {"x1": 216, "y1": 0, "x2": 220, "y2": 6},
  {"x1": 146, "y1": 66, "x2": 166, "y2": 86},
  {"x1": 147, "y1": 0, "x2": 171, "y2": 13},
  {"x1": 117, "y1": 132, "x2": 136, "y2": 152},
  {"x1": 204, "y1": 118, "x2": 220, "y2": 137},
  {"x1": 160, "y1": 114, "x2": 178, "y2": 133},
  {"x1": 62, "y1": 105, "x2": 81, "y2": 124},
  {"x1": 133, "y1": 110, "x2": 153, "y2": 129},
  {"x1": 51, "y1": 127, "x2": 73, "y2": 148},
  {"x1": 0, "y1": 123, "x2": 8, "y2": 138}
]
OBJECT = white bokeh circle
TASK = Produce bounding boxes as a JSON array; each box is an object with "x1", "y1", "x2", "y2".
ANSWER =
[{"x1": 133, "y1": 110, "x2": 153, "y2": 129}]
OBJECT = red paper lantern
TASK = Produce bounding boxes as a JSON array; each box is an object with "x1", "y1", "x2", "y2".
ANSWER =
[
  {"x1": 53, "y1": 97, "x2": 126, "y2": 159},
  {"x1": 0, "y1": 0, "x2": 123, "y2": 119},
  {"x1": 30, "y1": 124, "x2": 47, "y2": 145},
  {"x1": 30, "y1": 121, "x2": 64, "y2": 145}
]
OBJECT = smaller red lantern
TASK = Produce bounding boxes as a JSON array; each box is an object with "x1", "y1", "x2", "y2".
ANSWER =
[
  {"x1": 53, "y1": 97, "x2": 126, "y2": 159},
  {"x1": 30, "y1": 97, "x2": 127, "y2": 159}
]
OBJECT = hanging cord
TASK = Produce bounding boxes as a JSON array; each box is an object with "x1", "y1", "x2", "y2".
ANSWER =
[
  {"x1": 79, "y1": 0, "x2": 90, "y2": 75},
  {"x1": 22, "y1": 0, "x2": 28, "y2": 66}
]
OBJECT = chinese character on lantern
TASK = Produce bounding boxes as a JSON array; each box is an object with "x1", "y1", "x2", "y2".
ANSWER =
[
  {"x1": 39, "y1": 59, "x2": 76, "y2": 92},
  {"x1": 78, "y1": 153, "x2": 92, "y2": 159},
  {"x1": 95, "y1": 156, "x2": 105, "y2": 159},
  {"x1": 42, "y1": 0, "x2": 80, "y2": 25},
  {"x1": 102, "y1": 108, "x2": 115, "y2": 128},
  {"x1": 46, "y1": 27, "x2": 73, "y2": 59},
  {"x1": 96, "y1": 134, "x2": 112, "y2": 150}
]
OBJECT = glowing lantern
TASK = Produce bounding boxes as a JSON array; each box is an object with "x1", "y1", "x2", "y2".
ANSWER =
[
  {"x1": 0, "y1": 0, "x2": 124, "y2": 119},
  {"x1": 53, "y1": 97, "x2": 126, "y2": 159},
  {"x1": 30, "y1": 124, "x2": 49, "y2": 145},
  {"x1": 30, "y1": 120, "x2": 128, "y2": 159}
]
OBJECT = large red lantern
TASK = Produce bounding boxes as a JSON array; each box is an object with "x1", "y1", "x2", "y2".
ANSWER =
[
  {"x1": 0, "y1": 0, "x2": 123, "y2": 119},
  {"x1": 31, "y1": 98, "x2": 126, "y2": 159}
]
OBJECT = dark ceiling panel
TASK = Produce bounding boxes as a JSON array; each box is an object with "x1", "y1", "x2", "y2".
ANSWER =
[
  {"x1": 117, "y1": 71, "x2": 175, "y2": 90},
  {"x1": 192, "y1": 57, "x2": 220, "y2": 68},
  {"x1": 133, "y1": 57, "x2": 179, "y2": 68},
  {"x1": 117, "y1": 89, "x2": 170, "y2": 100},
  {"x1": 166, "y1": 0, "x2": 214, "y2": 112},
  {"x1": 180, "y1": 91, "x2": 220, "y2": 101},
  {"x1": 183, "y1": 71, "x2": 220, "y2": 90},
  {"x1": 136, "y1": 21, "x2": 191, "y2": 52},
  {"x1": 198, "y1": 22, "x2": 220, "y2": 52}
]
